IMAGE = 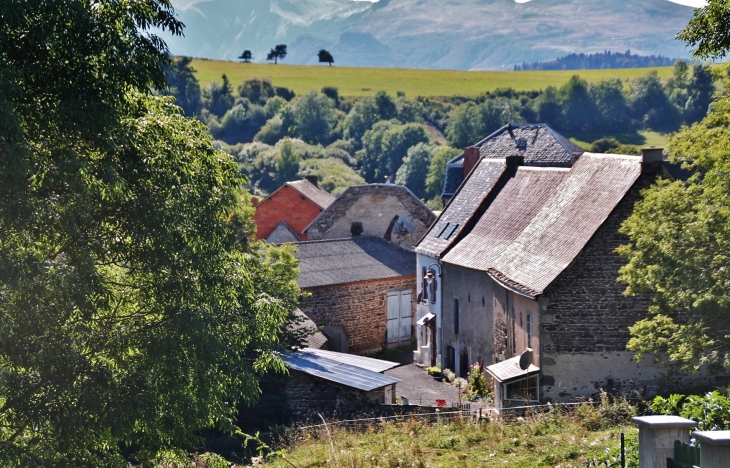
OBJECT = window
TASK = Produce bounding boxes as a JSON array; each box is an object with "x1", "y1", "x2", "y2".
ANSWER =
[
  {"x1": 454, "y1": 298, "x2": 460, "y2": 334},
  {"x1": 435, "y1": 222, "x2": 450, "y2": 238},
  {"x1": 527, "y1": 313, "x2": 533, "y2": 348},
  {"x1": 444, "y1": 223, "x2": 460, "y2": 240},
  {"x1": 421, "y1": 267, "x2": 428, "y2": 302},
  {"x1": 446, "y1": 346, "x2": 455, "y2": 371},
  {"x1": 428, "y1": 267, "x2": 437, "y2": 304},
  {"x1": 505, "y1": 375, "x2": 539, "y2": 402}
]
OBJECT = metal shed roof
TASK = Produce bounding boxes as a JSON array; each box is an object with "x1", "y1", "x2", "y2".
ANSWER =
[
  {"x1": 282, "y1": 351, "x2": 401, "y2": 391},
  {"x1": 485, "y1": 355, "x2": 540, "y2": 384},
  {"x1": 298, "y1": 348, "x2": 399, "y2": 373}
]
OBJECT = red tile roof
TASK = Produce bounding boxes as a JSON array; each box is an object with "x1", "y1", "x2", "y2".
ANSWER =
[{"x1": 443, "y1": 153, "x2": 642, "y2": 297}]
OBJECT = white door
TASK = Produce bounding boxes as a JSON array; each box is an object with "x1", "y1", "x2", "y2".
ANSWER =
[{"x1": 387, "y1": 290, "x2": 413, "y2": 347}]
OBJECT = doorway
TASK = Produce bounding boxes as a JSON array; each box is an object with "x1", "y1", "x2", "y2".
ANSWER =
[{"x1": 387, "y1": 290, "x2": 413, "y2": 347}]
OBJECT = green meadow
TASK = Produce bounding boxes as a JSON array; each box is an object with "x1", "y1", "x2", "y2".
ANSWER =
[{"x1": 190, "y1": 59, "x2": 674, "y2": 98}]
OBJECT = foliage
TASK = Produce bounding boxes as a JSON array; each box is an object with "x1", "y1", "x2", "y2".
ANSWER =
[
  {"x1": 163, "y1": 56, "x2": 203, "y2": 116},
  {"x1": 466, "y1": 363, "x2": 491, "y2": 400},
  {"x1": 677, "y1": 0, "x2": 730, "y2": 60},
  {"x1": 275, "y1": 138, "x2": 301, "y2": 184},
  {"x1": 559, "y1": 75, "x2": 598, "y2": 132},
  {"x1": 203, "y1": 74, "x2": 235, "y2": 116},
  {"x1": 267, "y1": 44, "x2": 288, "y2": 64},
  {"x1": 214, "y1": 102, "x2": 268, "y2": 144},
  {"x1": 199, "y1": 452, "x2": 229, "y2": 468},
  {"x1": 589, "y1": 79, "x2": 630, "y2": 133},
  {"x1": 298, "y1": 158, "x2": 364, "y2": 196},
  {"x1": 343, "y1": 96, "x2": 382, "y2": 145},
  {"x1": 318, "y1": 49, "x2": 335, "y2": 66},
  {"x1": 652, "y1": 391, "x2": 730, "y2": 431},
  {"x1": 288, "y1": 90, "x2": 338, "y2": 144},
  {"x1": 618, "y1": 80, "x2": 730, "y2": 373},
  {"x1": 358, "y1": 121, "x2": 429, "y2": 182},
  {"x1": 425, "y1": 146, "x2": 460, "y2": 199},
  {"x1": 395, "y1": 143, "x2": 436, "y2": 199},
  {"x1": 575, "y1": 392, "x2": 637, "y2": 431},
  {"x1": 588, "y1": 429, "x2": 639, "y2": 468},
  {"x1": 515, "y1": 50, "x2": 675, "y2": 71},
  {"x1": 446, "y1": 101, "x2": 509, "y2": 148},
  {"x1": 0, "y1": 1, "x2": 296, "y2": 463},
  {"x1": 261, "y1": 405, "x2": 635, "y2": 467},
  {"x1": 442, "y1": 368, "x2": 456, "y2": 383},
  {"x1": 239, "y1": 50, "x2": 253, "y2": 62},
  {"x1": 426, "y1": 366, "x2": 442, "y2": 376},
  {"x1": 629, "y1": 72, "x2": 681, "y2": 132}
]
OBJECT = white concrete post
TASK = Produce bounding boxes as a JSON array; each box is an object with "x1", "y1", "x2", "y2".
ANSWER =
[
  {"x1": 632, "y1": 415, "x2": 696, "y2": 468},
  {"x1": 693, "y1": 430, "x2": 730, "y2": 468}
]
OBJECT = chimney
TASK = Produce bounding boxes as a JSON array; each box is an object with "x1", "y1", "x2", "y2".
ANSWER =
[
  {"x1": 641, "y1": 146, "x2": 664, "y2": 173},
  {"x1": 251, "y1": 196, "x2": 259, "y2": 206},
  {"x1": 305, "y1": 175, "x2": 319, "y2": 187},
  {"x1": 505, "y1": 155, "x2": 524, "y2": 168},
  {"x1": 463, "y1": 146, "x2": 480, "y2": 178}
]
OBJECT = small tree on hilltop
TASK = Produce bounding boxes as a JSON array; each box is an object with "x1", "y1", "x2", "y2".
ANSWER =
[
  {"x1": 267, "y1": 44, "x2": 287, "y2": 64},
  {"x1": 238, "y1": 50, "x2": 253, "y2": 62},
  {"x1": 318, "y1": 49, "x2": 334, "y2": 66}
]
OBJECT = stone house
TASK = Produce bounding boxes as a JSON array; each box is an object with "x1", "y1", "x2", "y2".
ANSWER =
[
  {"x1": 252, "y1": 176, "x2": 334, "y2": 242},
  {"x1": 413, "y1": 124, "x2": 583, "y2": 368},
  {"x1": 303, "y1": 183, "x2": 436, "y2": 250},
  {"x1": 414, "y1": 124, "x2": 709, "y2": 409},
  {"x1": 294, "y1": 236, "x2": 416, "y2": 354}
]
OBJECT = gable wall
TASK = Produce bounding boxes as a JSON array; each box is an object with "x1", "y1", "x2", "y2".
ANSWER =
[
  {"x1": 252, "y1": 185, "x2": 323, "y2": 241},
  {"x1": 539, "y1": 172, "x2": 709, "y2": 402}
]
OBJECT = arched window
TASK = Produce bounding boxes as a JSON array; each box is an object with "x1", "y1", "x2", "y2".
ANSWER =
[
  {"x1": 454, "y1": 298, "x2": 460, "y2": 334},
  {"x1": 526, "y1": 313, "x2": 533, "y2": 348},
  {"x1": 429, "y1": 267, "x2": 438, "y2": 304}
]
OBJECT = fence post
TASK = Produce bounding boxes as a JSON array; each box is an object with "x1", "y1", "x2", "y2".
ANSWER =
[
  {"x1": 631, "y1": 415, "x2": 696, "y2": 468},
  {"x1": 692, "y1": 430, "x2": 730, "y2": 468}
]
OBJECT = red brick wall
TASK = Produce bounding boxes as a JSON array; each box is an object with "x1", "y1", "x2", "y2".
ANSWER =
[
  {"x1": 300, "y1": 276, "x2": 417, "y2": 354},
  {"x1": 252, "y1": 185, "x2": 324, "y2": 241}
]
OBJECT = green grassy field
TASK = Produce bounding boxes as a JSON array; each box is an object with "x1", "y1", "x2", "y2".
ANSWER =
[
  {"x1": 190, "y1": 58, "x2": 673, "y2": 97},
  {"x1": 568, "y1": 130, "x2": 669, "y2": 150}
]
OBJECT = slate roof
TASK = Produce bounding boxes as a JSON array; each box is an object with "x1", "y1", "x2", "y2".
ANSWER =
[
  {"x1": 289, "y1": 309, "x2": 328, "y2": 349},
  {"x1": 298, "y1": 348, "x2": 399, "y2": 373},
  {"x1": 294, "y1": 236, "x2": 416, "y2": 288},
  {"x1": 286, "y1": 179, "x2": 336, "y2": 210},
  {"x1": 415, "y1": 159, "x2": 505, "y2": 258},
  {"x1": 443, "y1": 153, "x2": 642, "y2": 297},
  {"x1": 441, "y1": 124, "x2": 584, "y2": 199},
  {"x1": 282, "y1": 350, "x2": 400, "y2": 391},
  {"x1": 485, "y1": 355, "x2": 540, "y2": 384}
]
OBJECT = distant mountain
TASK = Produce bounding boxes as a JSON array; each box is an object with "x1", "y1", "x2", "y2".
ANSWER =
[
  {"x1": 166, "y1": 0, "x2": 699, "y2": 70},
  {"x1": 514, "y1": 50, "x2": 677, "y2": 71}
]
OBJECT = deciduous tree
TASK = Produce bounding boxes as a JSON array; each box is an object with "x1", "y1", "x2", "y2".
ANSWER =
[
  {"x1": 267, "y1": 44, "x2": 288, "y2": 64},
  {"x1": 318, "y1": 49, "x2": 335, "y2": 66},
  {"x1": 239, "y1": 50, "x2": 253, "y2": 62}
]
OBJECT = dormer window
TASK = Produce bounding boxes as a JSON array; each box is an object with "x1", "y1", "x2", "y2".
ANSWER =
[{"x1": 516, "y1": 138, "x2": 527, "y2": 151}]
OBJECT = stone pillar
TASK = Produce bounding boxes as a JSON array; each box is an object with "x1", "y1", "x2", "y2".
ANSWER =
[
  {"x1": 632, "y1": 415, "x2": 696, "y2": 468},
  {"x1": 693, "y1": 430, "x2": 730, "y2": 468}
]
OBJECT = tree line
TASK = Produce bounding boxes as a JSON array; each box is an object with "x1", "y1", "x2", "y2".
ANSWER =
[
  {"x1": 514, "y1": 50, "x2": 676, "y2": 71},
  {"x1": 237, "y1": 44, "x2": 335, "y2": 66}
]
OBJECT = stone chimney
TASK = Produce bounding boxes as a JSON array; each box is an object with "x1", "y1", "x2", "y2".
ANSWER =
[
  {"x1": 305, "y1": 175, "x2": 319, "y2": 187},
  {"x1": 506, "y1": 154, "x2": 524, "y2": 168},
  {"x1": 251, "y1": 196, "x2": 259, "y2": 206},
  {"x1": 463, "y1": 146, "x2": 480, "y2": 178},
  {"x1": 641, "y1": 146, "x2": 664, "y2": 173}
]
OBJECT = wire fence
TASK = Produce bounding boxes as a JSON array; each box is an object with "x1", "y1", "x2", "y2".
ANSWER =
[{"x1": 296, "y1": 410, "x2": 472, "y2": 433}]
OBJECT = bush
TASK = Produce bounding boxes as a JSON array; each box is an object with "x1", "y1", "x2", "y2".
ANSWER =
[
  {"x1": 443, "y1": 368, "x2": 456, "y2": 383},
  {"x1": 466, "y1": 362, "x2": 491, "y2": 400},
  {"x1": 652, "y1": 391, "x2": 730, "y2": 431},
  {"x1": 426, "y1": 366, "x2": 441, "y2": 376}
]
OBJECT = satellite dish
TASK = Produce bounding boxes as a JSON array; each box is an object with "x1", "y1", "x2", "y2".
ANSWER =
[{"x1": 519, "y1": 348, "x2": 533, "y2": 370}]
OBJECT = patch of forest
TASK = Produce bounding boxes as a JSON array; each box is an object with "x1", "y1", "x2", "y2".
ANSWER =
[
  {"x1": 514, "y1": 50, "x2": 676, "y2": 71},
  {"x1": 164, "y1": 58, "x2": 715, "y2": 209}
]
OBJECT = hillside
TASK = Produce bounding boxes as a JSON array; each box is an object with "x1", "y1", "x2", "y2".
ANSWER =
[
  {"x1": 167, "y1": 0, "x2": 698, "y2": 70},
  {"x1": 190, "y1": 59, "x2": 674, "y2": 97}
]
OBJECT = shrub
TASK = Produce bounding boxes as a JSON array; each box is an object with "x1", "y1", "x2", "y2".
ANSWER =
[
  {"x1": 652, "y1": 391, "x2": 730, "y2": 431},
  {"x1": 466, "y1": 362, "x2": 491, "y2": 400},
  {"x1": 443, "y1": 369, "x2": 456, "y2": 383},
  {"x1": 426, "y1": 366, "x2": 441, "y2": 376}
]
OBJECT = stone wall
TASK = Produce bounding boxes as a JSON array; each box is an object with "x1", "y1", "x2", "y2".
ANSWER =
[
  {"x1": 301, "y1": 276, "x2": 417, "y2": 354},
  {"x1": 285, "y1": 370, "x2": 380, "y2": 420},
  {"x1": 306, "y1": 184, "x2": 435, "y2": 250},
  {"x1": 539, "y1": 170, "x2": 710, "y2": 401}
]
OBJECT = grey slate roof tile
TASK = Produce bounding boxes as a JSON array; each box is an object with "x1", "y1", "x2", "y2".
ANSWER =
[
  {"x1": 286, "y1": 179, "x2": 336, "y2": 210},
  {"x1": 294, "y1": 236, "x2": 416, "y2": 288}
]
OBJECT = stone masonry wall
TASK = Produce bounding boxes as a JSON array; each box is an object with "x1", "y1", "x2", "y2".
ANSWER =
[
  {"x1": 301, "y1": 276, "x2": 417, "y2": 354},
  {"x1": 306, "y1": 185, "x2": 436, "y2": 250},
  {"x1": 285, "y1": 370, "x2": 376, "y2": 420},
  {"x1": 539, "y1": 170, "x2": 709, "y2": 401},
  {"x1": 253, "y1": 185, "x2": 323, "y2": 241}
]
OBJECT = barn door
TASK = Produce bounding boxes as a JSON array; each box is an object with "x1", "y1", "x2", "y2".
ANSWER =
[{"x1": 387, "y1": 290, "x2": 413, "y2": 347}]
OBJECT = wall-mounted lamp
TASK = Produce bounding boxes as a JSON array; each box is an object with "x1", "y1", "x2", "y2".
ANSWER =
[{"x1": 424, "y1": 263, "x2": 442, "y2": 285}]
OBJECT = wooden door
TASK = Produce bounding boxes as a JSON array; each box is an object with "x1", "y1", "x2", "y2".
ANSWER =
[{"x1": 387, "y1": 290, "x2": 412, "y2": 347}]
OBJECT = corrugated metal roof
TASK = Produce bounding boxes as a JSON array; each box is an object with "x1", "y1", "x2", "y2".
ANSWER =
[
  {"x1": 441, "y1": 124, "x2": 583, "y2": 198},
  {"x1": 416, "y1": 159, "x2": 505, "y2": 258},
  {"x1": 286, "y1": 180, "x2": 335, "y2": 210},
  {"x1": 444, "y1": 153, "x2": 642, "y2": 296},
  {"x1": 294, "y1": 236, "x2": 416, "y2": 288},
  {"x1": 485, "y1": 355, "x2": 540, "y2": 383},
  {"x1": 299, "y1": 348, "x2": 399, "y2": 373},
  {"x1": 282, "y1": 351, "x2": 400, "y2": 391}
]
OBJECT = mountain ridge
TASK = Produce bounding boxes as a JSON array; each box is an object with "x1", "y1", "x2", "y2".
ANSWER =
[{"x1": 166, "y1": 0, "x2": 699, "y2": 70}]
